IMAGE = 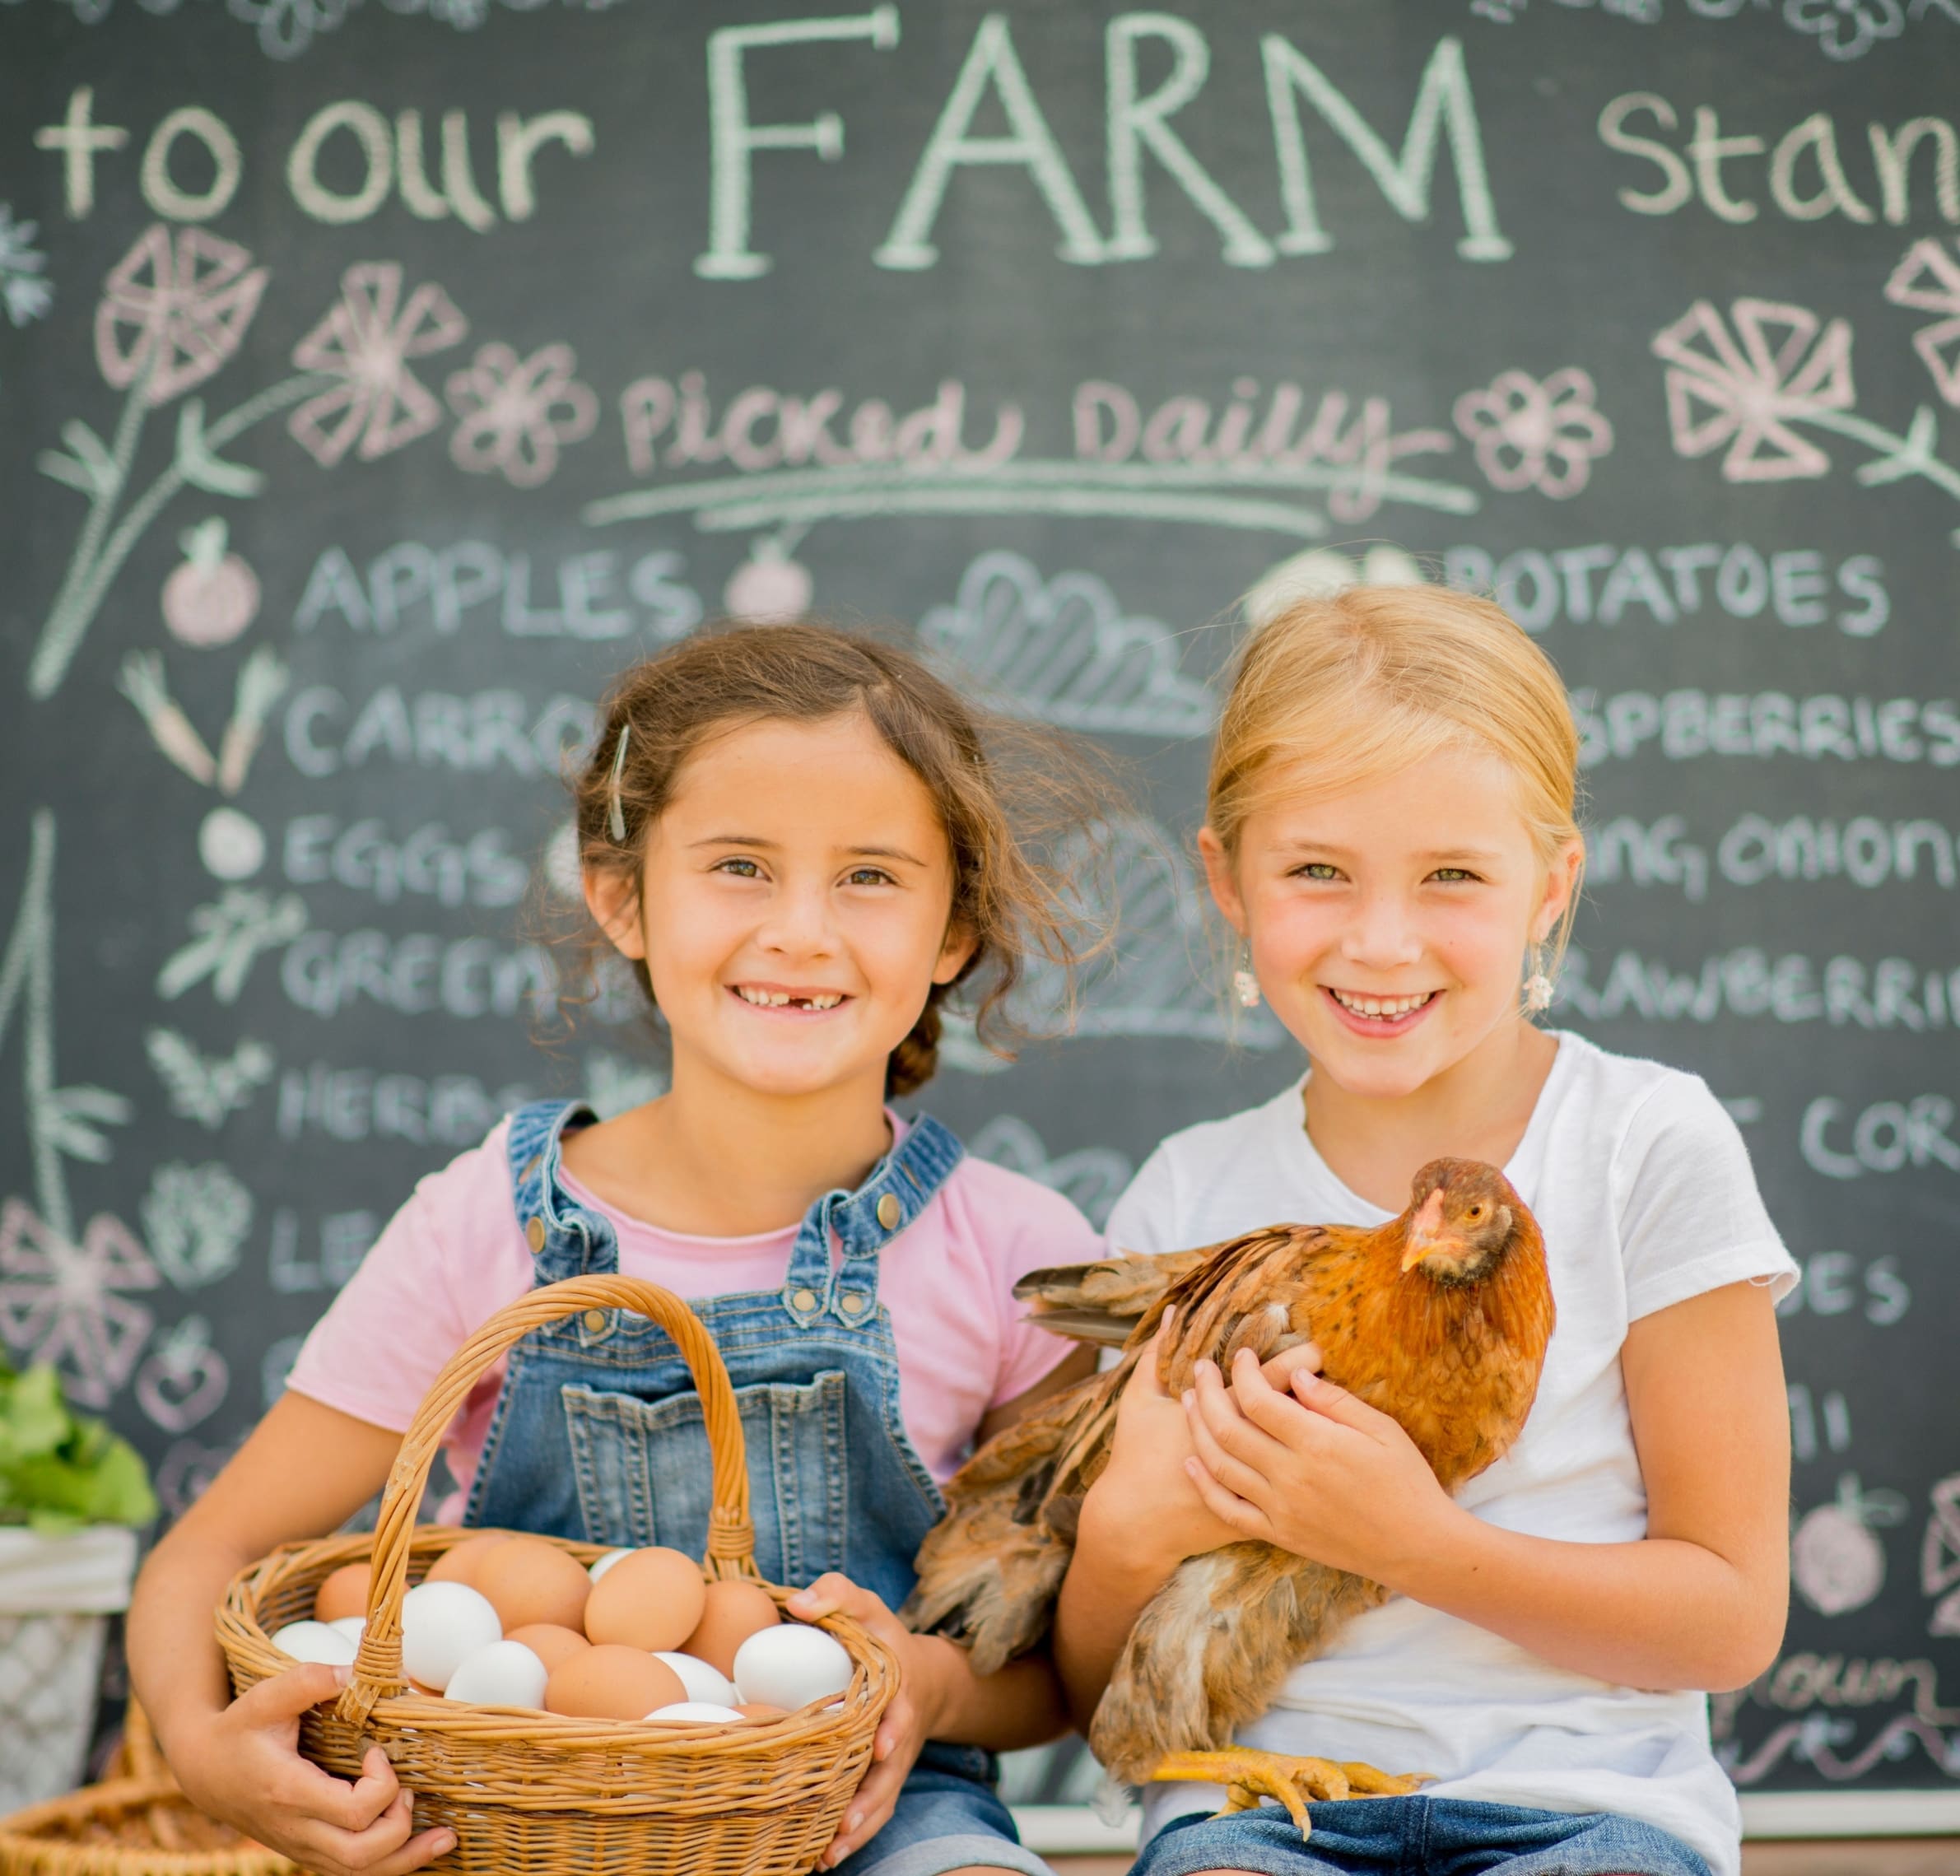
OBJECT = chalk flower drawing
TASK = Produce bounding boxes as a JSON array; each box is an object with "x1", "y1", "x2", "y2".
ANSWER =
[
  {"x1": 1453, "y1": 367, "x2": 1613, "y2": 498},
  {"x1": 447, "y1": 341, "x2": 598, "y2": 487},
  {"x1": 95, "y1": 226, "x2": 268, "y2": 408},
  {"x1": 0, "y1": 1200, "x2": 159, "y2": 1411},
  {"x1": 1883, "y1": 238, "x2": 1960, "y2": 409},
  {"x1": 156, "y1": 889, "x2": 309, "y2": 1004},
  {"x1": 918, "y1": 551, "x2": 1214, "y2": 737},
  {"x1": 1782, "y1": 0, "x2": 1905, "y2": 58},
  {"x1": 289, "y1": 263, "x2": 468, "y2": 468},
  {"x1": 142, "y1": 1161, "x2": 254, "y2": 1291},
  {"x1": 1923, "y1": 1473, "x2": 1960, "y2": 1636},
  {"x1": 0, "y1": 205, "x2": 53, "y2": 328}
]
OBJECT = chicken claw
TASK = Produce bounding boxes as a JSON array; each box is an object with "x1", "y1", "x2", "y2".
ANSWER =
[{"x1": 1148, "y1": 1748, "x2": 1432, "y2": 1838}]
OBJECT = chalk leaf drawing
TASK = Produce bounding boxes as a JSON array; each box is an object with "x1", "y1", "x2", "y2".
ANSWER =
[
  {"x1": 289, "y1": 262, "x2": 468, "y2": 468},
  {"x1": 1883, "y1": 238, "x2": 1960, "y2": 409},
  {"x1": 968, "y1": 1117, "x2": 1134, "y2": 1230},
  {"x1": 447, "y1": 341, "x2": 598, "y2": 488},
  {"x1": 141, "y1": 1161, "x2": 254, "y2": 1291},
  {"x1": 1921, "y1": 1473, "x2": 1960, "y2": 1636},
  {"x1": 1241, "y1": 545, "x2": 1427, "y2": 630},
  {"x1": 0, "y1": 1200, "x2": 158, "y2": 1410},
  {"x1": 95, "y1": 226, "x2": 268, "y2": 408},
  {"x1": 1454, "y1": 367, "x2": 1614, "y2": 498},
  {"x1": 156, "y1": 889, "x2": 309, "y2": 1004},
  {"x1": 919, "y1": 552, "x2": 1214, "y2": 737},
  {"x1": 1791, "y1": 1473, "x2": 1906, "y2": 1617},
  {"x1": 146, "y1": 1028, "x2": 275, "y2": 1130},
  {"x1": 135, "y1": 1315, "x2": 229, "y2": 1433},
  {"x1": 0, "y1": 205, "x2": 52, "y2": 328}
]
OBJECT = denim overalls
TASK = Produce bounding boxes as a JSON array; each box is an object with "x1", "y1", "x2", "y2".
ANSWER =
[{"x1": 464, "y1": 1100, "x2": 1052, "y2": 1876}]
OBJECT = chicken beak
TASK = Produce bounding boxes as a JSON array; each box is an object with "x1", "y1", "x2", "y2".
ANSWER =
[{"x1": 1399, "y1": 1188, "x2": 1448, "y2": 1273}]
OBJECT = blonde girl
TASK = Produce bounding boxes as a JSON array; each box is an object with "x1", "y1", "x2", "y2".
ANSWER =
[
  {"x1": 130, "y1": 623, "x2": 1114, "y2": 1876},
  {"x1": 1054, "y1": 585, "x2": 1793, "y2": 1876}
]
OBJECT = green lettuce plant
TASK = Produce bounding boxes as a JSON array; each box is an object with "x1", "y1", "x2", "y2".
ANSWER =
[{"x1": 0, "y1": 1359, "x2": 156, "y2": 1534}]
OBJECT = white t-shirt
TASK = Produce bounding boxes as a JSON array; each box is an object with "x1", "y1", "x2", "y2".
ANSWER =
[{"x1": 1108, "y1": 1032, "x2": 1796, "y2": 1876}]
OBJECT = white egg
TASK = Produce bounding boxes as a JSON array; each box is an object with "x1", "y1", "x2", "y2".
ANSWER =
[
  {"x1": 270, "y1": 1620, "x2": 356, "y2": 1666},
  {"x1": 328, "y1": 1617, "x2": 366, "y2": 1644},
  {"x1": 653, "y1": 1652, "x2": 739, "y2": 1706},
  {"x1": 444, "y1": 1640, "x2": 549, "y2": 1709},
  {"x1": 733, "y1": 1624, "x2": 854, "y2": 1710},
  {"x1": 589, "y1": 1548, "x2": 631, "y2": 1582},
  {"x1": 645, "y1": 1701, "x2": 745, "y2": 1725},
  {"x1": 400, "y1": 1580, "x2": 503, "y2": 1692}
]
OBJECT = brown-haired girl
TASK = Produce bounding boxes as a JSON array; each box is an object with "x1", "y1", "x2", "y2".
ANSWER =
[
  {"x1": 130, "y1": 623, "x2": 1110, "y2": 1876},
  {"x1": 1055, "y1": 584, "x2": 1795, "y2": 1876}
]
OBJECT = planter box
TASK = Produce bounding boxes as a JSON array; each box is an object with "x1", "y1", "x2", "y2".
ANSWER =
[{"x1": 0, "y1": 1527, "x2": 139, "y2": 1816}]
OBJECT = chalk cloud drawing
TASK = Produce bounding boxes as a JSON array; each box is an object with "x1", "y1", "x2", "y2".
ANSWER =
[
  {"x1": 1883, "y1": 238, "x2": 1960, "y2": 409},
  {"x1": 1241, "y1": 545, "x2": 1427, "y2": 629},
  {"x1": 1453, "y1": 367, "x2": 1614, "y2": 498},
  {"x1": 1791, "y1": 1473, "x2": 1906, "y2": 1616},
  {"x1": 584, "y1": 1051, "x2": 666, "y2": 1121},
  {"x1": 142, "y1": 1161, "x2": 254, "y2": 1291},
  {"x1": 163, "y1": 517, "x2": 260, "y2": 645},
  {"x1": 135, "y1": 1315, "x2": 229, "y2": 1432},
  {"x1": 156, "y1": 889, "x2": 309, "y2": 1003},
  {"x1": 290, "y1": 262, "x2": 468, "y2": 468},
  {"x1": 146, "y1": 1027, "x2": 275, "y2": 1130},
  {"x1": 0, "y1": 205, "x2": 52, "y2": 328},
  {"x1": 446, "y1": 341, "x2": 597, "y2": 488},
  {"x1": 1921, "y1": 1472, "x2": 1960, "y2": 1635},
  {"x1": 918, "y1": 551, "x2": 1213, "y2": 737},
  {"x1": 0, "y1": 1202, "x2": 158, "y2": 1410},
  {"x1": 967, "y1": 1117, "x2": 1133, "y2": 1230}
]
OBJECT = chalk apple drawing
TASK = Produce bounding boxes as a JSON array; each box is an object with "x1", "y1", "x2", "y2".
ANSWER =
[
  {"x1": 725, "y1": 542, "x2": 812, "y2": 623},
  {"x1": 1792, "y1": 1473, "x2": 1906, "y2": 1616},
  {"x1": 163, "y1": 519, "x2": 261, "y2": 647}
]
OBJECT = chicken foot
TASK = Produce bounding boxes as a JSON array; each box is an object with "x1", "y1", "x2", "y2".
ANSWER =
[{"x1": 1148, "y1": 1748, "x2": 1431, "y2": 1839}]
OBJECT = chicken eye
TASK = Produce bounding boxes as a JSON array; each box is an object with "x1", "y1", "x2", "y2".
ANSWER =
[{"x1": 1464, "y1": 1203, "x2": 1484, "y2": 1220}]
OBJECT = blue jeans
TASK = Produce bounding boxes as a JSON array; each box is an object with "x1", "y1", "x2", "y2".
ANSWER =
[
  {"x1": 832, "y1": 1743, "x2": 1054, "y2": 1876},
  {"x1": 1129, "y1": 1796, "x2": 1713, "y2": 1876}
]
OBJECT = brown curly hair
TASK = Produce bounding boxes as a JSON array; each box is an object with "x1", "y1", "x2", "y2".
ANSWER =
[{"x1": 569, "y1": 621, "x2": 1116, "y2": 1096}]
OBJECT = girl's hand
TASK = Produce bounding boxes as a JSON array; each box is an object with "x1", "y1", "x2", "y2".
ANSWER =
[
  {"x1": 1181, "y1": 1348, "x2": 1458, "y2": 1583},
  {"x1": 787, "y1": 1574, "x2": 951, "y2": 1871},
  {"x1": 1092, "y1": 1315, "x2": 1325, "y2": 1572},
  {"x1": 167, "y1": 1665, "x2": 454, "y2": 1876}
]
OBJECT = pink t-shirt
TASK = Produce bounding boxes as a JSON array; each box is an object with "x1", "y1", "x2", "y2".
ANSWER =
[{"x1": 286, "y1": 1115, "x2": 1098, "y2": 1515}]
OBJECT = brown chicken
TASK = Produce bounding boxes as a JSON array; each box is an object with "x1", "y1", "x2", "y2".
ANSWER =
[{"x1": 901, "y1": 1158, "x2": 1554, "y2": 1834}]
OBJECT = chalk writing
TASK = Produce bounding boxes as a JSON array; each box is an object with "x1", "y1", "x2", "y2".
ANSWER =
[
  {"x1": 967, "y1": 1116, "x2": 1134, "y2": 1229},
  {"x1": 0, "y1": 206, "x2": 52, "y2": 328},
  {"x1": 1561, "y1": 945, "x2": 1960, "y2": 1029},
  {"x1": 1800, "y1": 1094, "x2": 1960, "y2": 1179},
  {"x1": 1573, "y1": 688, "x2": 1955, "y2": 765},
  {"x1": 282, "y1": 816, "x2": 529, "y2": 909},
  {"x1": 1777, "y1": 1253, "x2": 1911, "y2": 1324},
  {"x1": 1585, "y1": 812, "x2": 1960, "y2": 896},
  {"x1": 918, "y1": 551, "x2": 1213, "y2": 737},
  {"x1": 141, "y1": 1161, "x2": 254, "y2": 1290},
  {"x1": 1446, "y1": 542, "x2": 1888, "y2": 634},
  {"x1": 267, "y1": 1207, "x2": 378, "y2": 1293},
  {"x1": 145, "y1": 1028, "x2": 275, "y2": 1130},
  {"x1": 1794, "y1": 1475, "x2": 1906, "y2": 1617},
  {"x1": 274, "y1": 1059, "x2": 533, "y2": 1145},
  {"x1": 282, "y1": 683, "x2": 596, "y2": 779},
  {"x1": 1789, "y1": 1383, "x2": 1855, "y2": 1464},
  {"x1": 1453, "y1": 367, "x2": 1614, "y2": 497},
  {"x1": 134, "y1": 1315, "x2": 228, "y2": 1433},
  {"x1": 282, "y1": 929, "x2": 557, "y2": 1021},
  {"x1": 1583, "y1": 817, "x2": 1709, "y2": 901},
  {"x1": 1884, "y1": 237, "x2": 1960, "y2": 408}
]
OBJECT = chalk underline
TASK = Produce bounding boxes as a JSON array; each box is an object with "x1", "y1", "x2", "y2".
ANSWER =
[{"x1": 582, "y1": 460, "x2": 1480, "y2": 536}]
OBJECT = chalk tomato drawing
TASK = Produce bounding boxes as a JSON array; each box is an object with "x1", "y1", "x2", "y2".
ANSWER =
[
  {"x1": 0, "y1": 1199, "x2": 159, "y2": 1410},
  {"x1": 1884, "y1": 238, "x2": 1960, "y2": 409},
  {"x1": 1453, "y1": 367, "x2": 1614, "y2": 498},
  {"x1": 725, "y1": 546, "x2": 813, "y2": 624},
  {"x1": 446, "y1": 341, "x2": 598, "y2": 487},
  {"x1": 289, "y1": 262, "x2": 468, "y2": 468},
  {"x1": 1651, "y1": 298, "x2": 1854, "y2": 482},
  {"x1": 136, "y1": 1316, "x2": 229, "y2": 1433},
  {"x1": 95, "y1": 225, "x2": 268, "y2": 408},
  {"x1": 163, "y1": 518, "x2": 261, "y2": 646}
]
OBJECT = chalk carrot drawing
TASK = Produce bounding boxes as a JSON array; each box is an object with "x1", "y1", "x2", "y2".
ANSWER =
[
  {"x1": 446, "y1": 340, "x2": 597, "y2": 487},
  {"x1": 118, "y1": 646, "x2": 288, "y2": 796},
  {"x1": 917, "y1": 550, "x2": 1213, "y2": 738},
  {"x1": 1883, "y1": 239, "x2": 1960, "y2": 410},
  {"x1": 1652, "y1": 296, "x2": 1960, "y2": 534},
  {"x1": 0, "y1": 204, "x2": 52, "y2": 328},
  {"x1": 1453, "y1": 366, "x2": 1614, "y2": 498}
]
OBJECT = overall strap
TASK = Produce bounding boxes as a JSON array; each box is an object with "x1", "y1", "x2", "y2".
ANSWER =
[
  {"x1": 780, "y1": 1114, "x2": 966, "y2": 1329},
  {"x1": 505, "y1": 1098, "x2": 612, "y2": 1283}
]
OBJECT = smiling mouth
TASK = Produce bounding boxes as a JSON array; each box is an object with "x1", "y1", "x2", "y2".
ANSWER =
[
  {"x1": 732, "y1": 985, "x2": 847, "y2": 1012},
  {"x1": 1325, "y1": 987, "x2": 1439, "y2": 1023}
]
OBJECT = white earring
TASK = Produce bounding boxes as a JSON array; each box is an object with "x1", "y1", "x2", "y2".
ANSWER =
[
  {"x1": 1233, "y1": 948, "x2": 1262, "y2": 1010},
  {"x1": 1524, "y1": 943, "x2": 1554, "y2": 1016}
]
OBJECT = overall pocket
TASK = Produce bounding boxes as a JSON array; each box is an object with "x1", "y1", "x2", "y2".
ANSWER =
[{"x1": 561, "y1": 1372, "x2": 850, "y2": 1585}]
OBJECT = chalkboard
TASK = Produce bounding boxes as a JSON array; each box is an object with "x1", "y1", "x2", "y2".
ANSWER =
[{"x1": 2, "y1": 0, "x2": 1958, "y2": 1836}]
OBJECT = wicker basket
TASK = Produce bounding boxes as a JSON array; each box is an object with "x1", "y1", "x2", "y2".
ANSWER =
[{"x1": 215, "y1": 1275, "x2": 901, "y2": 1876}]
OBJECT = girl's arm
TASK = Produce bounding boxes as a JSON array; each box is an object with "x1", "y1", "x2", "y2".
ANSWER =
[
  {"x1": 1180, "y1": 1277, "x2": 1790, "y2": 1692},
  {"x1": 128, "y1": 1393, "x2": 455, "y2": 1876}
]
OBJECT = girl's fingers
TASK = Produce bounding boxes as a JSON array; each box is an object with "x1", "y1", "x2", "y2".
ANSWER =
[
  {"x1": 1229, "y1": 1348, "x2": 1320, "y2": 1440},
  {"x1": 363, "y1": 1827, "x2": 458, "y2": 1876},
  {"x1": 1191, "y1": 1361, "x2": 1292, "y2": 1469},
  {"x1": 1259, "y1": 1340, "x2": 1322, "y2": 1390},
  {"x1": 1183, "y1": 1455, "x2": 1264, "y2": 1536},
  {"x1": 240, "y1": 1662, "x2": 348, "y2": 1724},
  {"x1": 1182, "y1": 1388, "x2": 1273, "y2": 1504}
]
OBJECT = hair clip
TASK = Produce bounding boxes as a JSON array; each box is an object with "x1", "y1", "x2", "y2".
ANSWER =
[{"x1": 606, "y1": 723, "x2": 631, "y2": 843}]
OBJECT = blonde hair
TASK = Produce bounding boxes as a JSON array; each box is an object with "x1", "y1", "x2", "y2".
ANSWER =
[{"x1": 1208, "y1": 583, "x2": 1585, "y2": 977}]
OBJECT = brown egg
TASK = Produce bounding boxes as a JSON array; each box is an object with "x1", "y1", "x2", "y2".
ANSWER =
[
  {"x1": 584, "y1": 1548, "x2": 706, "y2": 1654},
  {"x1": 680, "y1": 1579, "x2": 780, "y2": 1677},
  {"x1": 735, "y1": 1702, "x2": 788, "y2": 1722},
  {"x1": 505, "y1": 1623, "x2": 591, "y2": 1674},
  {"x1": 313, "y1": 1562, "x2": 371, "y2": 1624},
  {"x1": 544, "y1": 1646, "x2": 686, "y2": 1720},
  {"x1": 475, "y1": 1536, "x2": 592, "y2": 1634},
  {"x1": 426, "y1": 1533, "x2": 511, "y2": 1588}
]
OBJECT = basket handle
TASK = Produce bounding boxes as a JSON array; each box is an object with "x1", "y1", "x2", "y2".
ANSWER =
[{"x1": 340, "y1": 1274, "x2": 756, "y2": 1726}]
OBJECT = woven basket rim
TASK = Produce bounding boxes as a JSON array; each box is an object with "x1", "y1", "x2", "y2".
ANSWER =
[{"x1": 0, "y1": 1775, "x2": 294, "y2": 1876}]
